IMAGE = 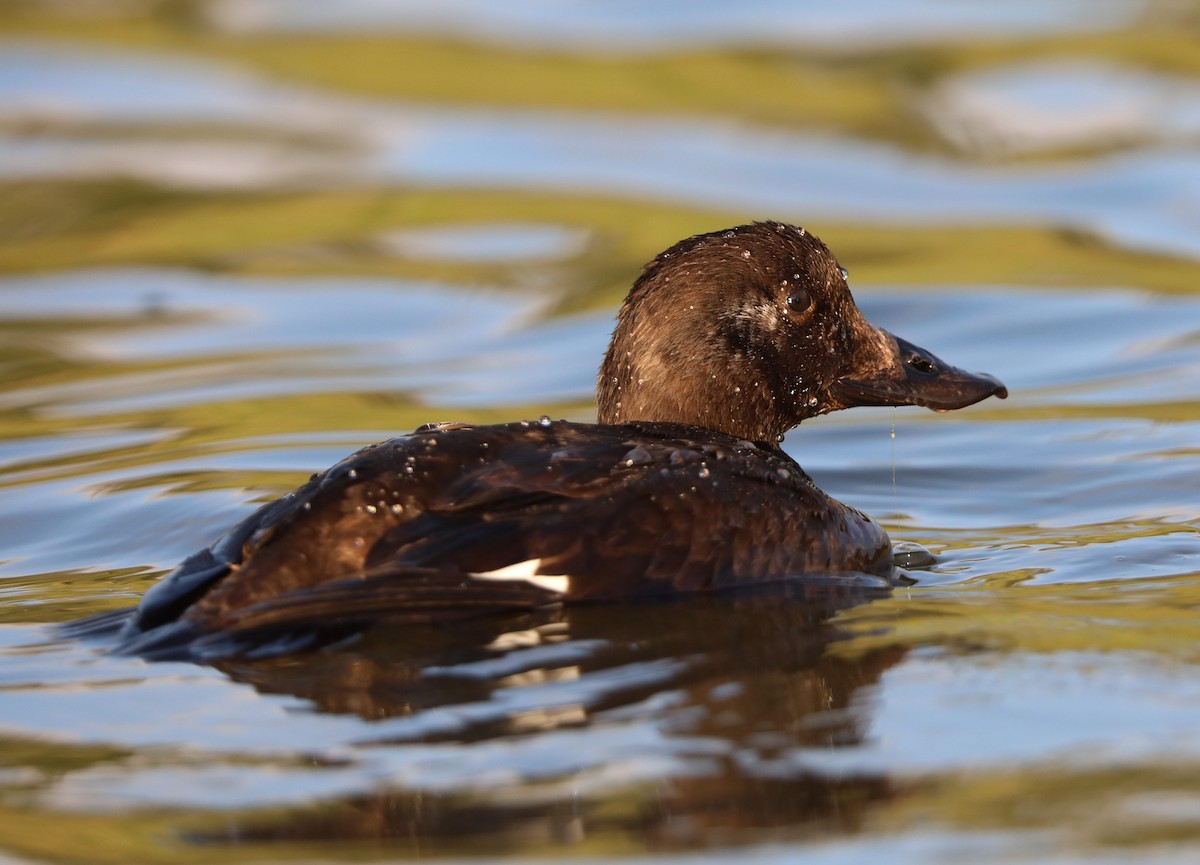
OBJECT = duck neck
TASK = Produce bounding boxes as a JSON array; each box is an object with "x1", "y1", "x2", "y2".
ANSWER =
[{"x1": 597, "y1": 348, "x2": 803, "y2": 442}]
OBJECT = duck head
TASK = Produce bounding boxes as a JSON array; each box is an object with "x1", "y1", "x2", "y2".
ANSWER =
[{"x1": 598, "y1": 221, "x2": 1007, "y2": 442}]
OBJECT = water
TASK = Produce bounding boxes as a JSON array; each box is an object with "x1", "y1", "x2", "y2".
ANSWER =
[{"x1": 3, "y1": 2, "x2": 1200, "y2": 863}]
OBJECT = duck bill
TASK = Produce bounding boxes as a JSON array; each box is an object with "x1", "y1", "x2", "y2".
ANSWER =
[{"x1": 831, "y1": 333, "x2": 1007, "y2": 412}]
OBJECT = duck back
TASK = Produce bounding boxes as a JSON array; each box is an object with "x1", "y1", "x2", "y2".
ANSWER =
[{"x1": 128, "y1": 420, "x2": 891, "y2": 651}]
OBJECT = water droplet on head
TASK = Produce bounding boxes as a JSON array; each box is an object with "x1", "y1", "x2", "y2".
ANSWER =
[
  {"x1": 537, "y1": 415, "x2": 552, "y2": 428},
  {"x1": 807, "y1": 396, "x2": 818, "y2": 407},
  {"x1": 740, "y1": 249, "x2": 752, "y2": 259},
  {"x1": 347, "y1": 468, "x2": 358, "y2": 480},
  {"x1": 364, "y1": 504, "x2": 377, "y2": 515},
  {"x1": 698, "y1": 465, "x2": 710, "y2": 479},
  {"x1": 391, "y1": 503, "x2": 404, "y2": 515},
  {"x1": 722, "y1": 230, "x2": 736, "y2": 239}
]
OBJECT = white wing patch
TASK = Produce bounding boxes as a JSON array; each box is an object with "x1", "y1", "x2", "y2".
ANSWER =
[{"x1": 473, "y1": 559, "x2": 570, "y2": 594}]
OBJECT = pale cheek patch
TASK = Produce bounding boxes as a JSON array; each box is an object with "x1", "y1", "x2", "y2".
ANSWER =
[
  {"x1": 638, "y1": 349, "x2": 673, "y2": 385},
  {"x1": 865, "y1": 327, "x2": 902, "y2": 378},
  {"x1": 473, "y1": 559, "x2": 570, "y2": 594},
  {"x1": 733, "y1": 301, "x2": 781, "y2": 333}
]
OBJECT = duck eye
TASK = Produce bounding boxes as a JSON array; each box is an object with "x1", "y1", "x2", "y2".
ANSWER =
[{"x1": 785, "y1": 288, "x2": 811, "y2": 313}]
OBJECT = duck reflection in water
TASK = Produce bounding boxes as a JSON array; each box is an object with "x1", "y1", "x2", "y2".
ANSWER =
[
  {"x1": 95, "y1": 221, "x2": 1004, "y2": 660},
  {"x1": 201, "y1": 589, "x2": 907, "y2": 852}
]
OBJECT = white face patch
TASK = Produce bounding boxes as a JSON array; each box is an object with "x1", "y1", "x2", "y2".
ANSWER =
[
  {"x1": 635, "y1": 348, "x2": 673, "y2": 387},
  {"x1": 865, "y1": 325, "x2": 900, "y2": 375},
  {"x1": 473, "y1": 559, "x2": 570, "y2": 595},
  {"x1": 733, "y1": 300, "x2": 781, "y2": 333}
]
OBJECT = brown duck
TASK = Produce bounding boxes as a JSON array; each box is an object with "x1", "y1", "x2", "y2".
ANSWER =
[{"x1": 115, "y1": 222, "x2": 1006, "y2": 658}]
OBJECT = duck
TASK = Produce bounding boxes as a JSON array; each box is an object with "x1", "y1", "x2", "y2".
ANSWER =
[{"x1": 112, "y1": 221, "x2": 1006, "y2": 658}]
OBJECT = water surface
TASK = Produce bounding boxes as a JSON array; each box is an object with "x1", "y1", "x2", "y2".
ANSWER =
[{"x1": 2, "y1": 2, "x2": 1200, "y2": 863}]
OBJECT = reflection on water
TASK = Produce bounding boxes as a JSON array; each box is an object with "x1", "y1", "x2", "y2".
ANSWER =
[
  {"x1": 205, "y1": 595, "x2": 902, "y2": 853},
  {"x1": 929, "y1": 59, "x2": 1200, "y2": 155},
  {"x1": 7, "y1": 40, "x2": 1200, "y2": 256},
  {"x1": 207, "y1": 0, "x2": 1135, "y2": 47},
  {"x1": 378, "y1": 222, "x2": 591, "y2": 262},
  {"x1": 3, "y1": 1, "x2": 1200, "y2": 863},
  {"x1": 19, "y1": 592, "x2": 902, "y2": 855}
]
